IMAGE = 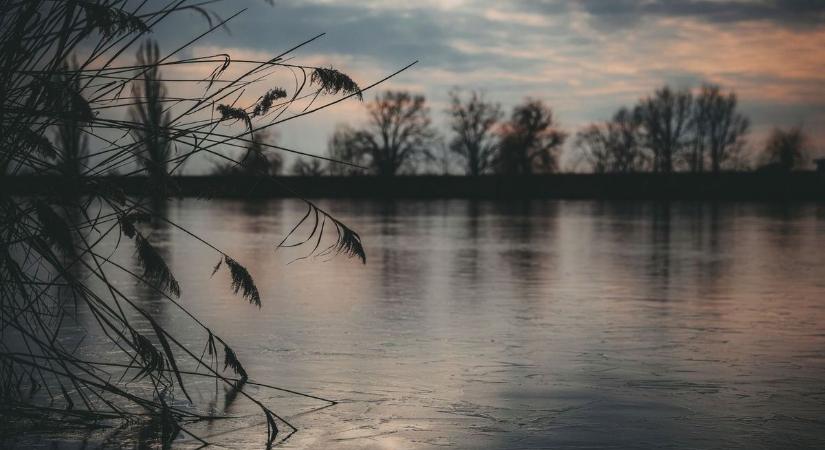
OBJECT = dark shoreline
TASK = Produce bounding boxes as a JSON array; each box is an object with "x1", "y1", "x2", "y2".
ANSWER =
[{"x1": 3, "y1": 173, "x2": 825, "y2": 201}]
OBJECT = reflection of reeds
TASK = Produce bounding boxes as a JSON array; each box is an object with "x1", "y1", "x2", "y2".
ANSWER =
[{"x1": 0, "y1": 1, "x2": 404, "y2": 446}]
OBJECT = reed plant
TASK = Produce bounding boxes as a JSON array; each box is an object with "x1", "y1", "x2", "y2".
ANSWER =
[{"x1": 0, "y1": 1, "x2": 407, "y2": 446}]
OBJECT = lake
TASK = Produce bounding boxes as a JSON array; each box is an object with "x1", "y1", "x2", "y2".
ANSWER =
[{"x1": 13, "y1": 199, "x2": 825, "y2": 449}]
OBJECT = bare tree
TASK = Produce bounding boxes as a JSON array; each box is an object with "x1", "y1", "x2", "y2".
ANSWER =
[
  {"x1": 434, "y1": 141, "x2": 456, "y2": 175},
  {"x1": 575, "y1": 124, "x2": 611, "y2": 173},
  {"x1": 762, "y1": 126, "x2": 809, "y2": 171},
  {"x1": 292, "y1": 157, "x2": 325, "y2": 176},
  {"x1": 446, "y1": 88, "x2": 502, "y2": 176},
  {"x1": 610, "y1": 107, "x2": 646, "y2": 172},
  {"x1": 495, "y1": 98, "x2": 566, "y2": 174},
  {"x1": 576, "y1": 107, "x2": 644, "y2": 173},
  {"x1": 692, "y1": 84, "x2": 749, "y2": 172},
  {"x1": 327, "y1": 124, "x2": 368, "y2": 175},
  {"x1": 212, "y1": 132, "x2": 282, "y2": 175},
  {"x1": 637, "y1": 86, "x2": 693, "y2": 173},
  {"x1": 344, "y1": 91, "x2": 436, "y2": 176}
]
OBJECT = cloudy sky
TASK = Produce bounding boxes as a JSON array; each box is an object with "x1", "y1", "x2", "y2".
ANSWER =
[{"x1": 157, "y1": 0, "x2": 825, "y2": 171}]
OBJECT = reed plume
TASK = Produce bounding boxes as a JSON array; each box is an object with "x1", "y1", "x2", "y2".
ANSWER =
[{"x1": 0, "y1": 0, "x2": 406, "y2": 446}]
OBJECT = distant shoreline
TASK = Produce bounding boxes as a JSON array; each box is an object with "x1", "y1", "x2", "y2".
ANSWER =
[{"x1": 4, "y1": 173, "x2": 825, "y2": 201}]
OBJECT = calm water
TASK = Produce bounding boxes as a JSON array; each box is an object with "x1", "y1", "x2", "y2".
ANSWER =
[{"x1": 16, "y1": 199, "x2": 825, "y2": 449}]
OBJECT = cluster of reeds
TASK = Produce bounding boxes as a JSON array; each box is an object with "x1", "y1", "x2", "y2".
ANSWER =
[{"x1": 0, "y1": 1, "x2": 398, "y2": 447}]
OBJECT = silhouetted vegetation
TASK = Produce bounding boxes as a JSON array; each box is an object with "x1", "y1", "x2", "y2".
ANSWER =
[
  {"x1": 130, "y1": 40, "x2": 173, "y2": 193},
  {"x1": 576, "y1": 84, "x2": 754, "y2": 174},
  {"x1": 637, "y1": 86, "x2": 694, "y2": 173},
  {"x1": 327, "y1": 125, "x2": 368, "y2": 175},
  {"x1": 212, "y1": 132, "x2": 283, "y2": 176},
  {"x1": 446, "y1": 89, "x2": 502, "y2": 176},
  {"x1": 317, "y1": 84, "x2": 814, "y2": 177},
  {"x1": 0, "y1": 1, "x2": 381, "y2": 446},
  {"x1": 329, "y1": 91, "x2": 436, "y2": 175},
  {"x1": 575, "y1": 107, "x2": 644, "y2": 173},
  {"x1": 760, "y1": 126, "x2": 810, "y2": 171},
  {"x1": 494, "y1": 99, "x2": 567, "y2": 175},
  {"x1": 53, "y1": 61, "x2": 89, "y2": 182},
  {"x1": 691, "y1": 84, "x2": 750, "y2": 173},
  {"x1": 292, "y1": 157, "x2": 326, "y2": 176}
]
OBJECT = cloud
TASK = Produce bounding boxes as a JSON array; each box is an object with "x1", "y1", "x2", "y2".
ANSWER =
[
  {"x1": 522, "y1": 0, "x2": 825, "y2": 29},
  {"x1": 147, "y1": 0, "x2": 825, "y2": 171},
  {"x1": 157, "y1": 0, "x2": 488, "y2": 71}
]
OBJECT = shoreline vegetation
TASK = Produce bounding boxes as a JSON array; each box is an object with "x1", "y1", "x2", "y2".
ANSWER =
[
  {"x1": 281, "y1": 85, "x2": 819, "y2": 180},
  {"x1": 4, "y1": 173, "x2": 825, "y2": 201},
  {"x1": 1, "y1": 1, "x2": 375, "y2": 447}
]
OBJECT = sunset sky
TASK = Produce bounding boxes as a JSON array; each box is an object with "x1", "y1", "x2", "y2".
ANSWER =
[{"x1": 158, "y1": 0, "x2": 825, "y2": 171}]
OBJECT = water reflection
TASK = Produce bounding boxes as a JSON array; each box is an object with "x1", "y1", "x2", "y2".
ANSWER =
[
  {"x1": 10, "y1": 199, "x2": 825, "y2": 449},
  {"x1": 131, "y1": 200, "x2": 172, "y2": 331},
  {"x1": 448, "y1": 200, "x2": 484, "y2": 294}
]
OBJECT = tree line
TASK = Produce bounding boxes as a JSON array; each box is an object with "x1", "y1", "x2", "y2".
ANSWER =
[
  {"x1": 62, "y1": 42, "x2": 811, "y2": 179},
  {"x1": 574, "y1": 85, "x2": 811, "y2": 174},
  {"x1": 61, "y1": 46, "x2": 812, "y2": 179},
  {"x1": 30, "y1": 41, "x2": 814, "y2": 181},
  {"x1": 291, "y1": 90, "x2": 568, "y2": 176},
  {"x1": 282, "y1": 85, "x2": 814, "y2": 176}
]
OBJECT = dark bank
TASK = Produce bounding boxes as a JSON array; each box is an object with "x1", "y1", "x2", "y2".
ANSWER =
[{"x1": 4, "y1": 172, "x2": 825, "y2": 200}]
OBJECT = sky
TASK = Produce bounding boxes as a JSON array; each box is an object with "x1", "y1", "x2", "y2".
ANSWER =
[{"x1": 155, "y1": 0, "x2": 825, "y2": 172}]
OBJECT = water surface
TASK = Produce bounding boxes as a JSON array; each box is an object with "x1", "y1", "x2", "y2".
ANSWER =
[{"x1": 19, "y1": 199, "x2": 825, "y2": 449}]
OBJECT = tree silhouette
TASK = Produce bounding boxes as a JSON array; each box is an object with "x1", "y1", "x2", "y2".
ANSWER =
[
  {"x1": 327, "y1": 124, "x2": 368, "y2": 175},
  {"x1": 576, "y1": 107, "x2": 644, "y2": 173},
  {"x1": 446, "y1": 88, "x2": 502, "y2": 176},
  {"x1": 495, "y1": 99, "x2": 566, "y2": 175},
  {"x1": 129, "y1": 40, "x2": 172, "y2": 189},
  {"x1": 692, "y1": 84, "x2": 749, "y2": 173},
  {"x1": 762, "y1": 127, "x2": 808, "y2": 171},
  {"x1": 434, "y1": 141, "x2": 456, "y2": 175},
  {"x1": 637, "y1": 86, "x2": 693, "y2": 173},
  {"x1": 610, "y1": 107, "x2": 646, "y2": 172},
  {"x1": 341, "y1": 91, "x2": 436, "y2": 176},
  {"x1": 292, "y1": 157, "x2": 325, "y2": 176},
  {"x1": 576, "y1": 124, "x2": 611, "y2": 173},
  {"x1": 54, "y1": 62, "x2": 88, "y2": 181},
  {"x1": 212, "y1": 132, "x2": 282, "y2": 175}
]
